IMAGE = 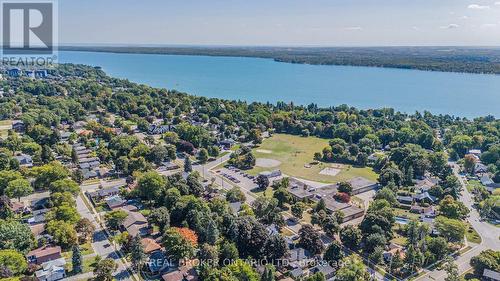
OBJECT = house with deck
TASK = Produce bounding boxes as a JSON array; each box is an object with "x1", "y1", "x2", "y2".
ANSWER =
[{"x1": 26, "y1": 246, "x2": 62, "y2": 265}]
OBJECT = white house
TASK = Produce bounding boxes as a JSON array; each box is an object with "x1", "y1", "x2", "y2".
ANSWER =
[{"x1": 35, "y1": 258, "x2": 66, "y2": 281}]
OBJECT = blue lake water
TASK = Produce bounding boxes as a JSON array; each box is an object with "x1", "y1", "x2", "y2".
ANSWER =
[{"x1": 58, "y1": 51, "x2": 500, "y2": 118}]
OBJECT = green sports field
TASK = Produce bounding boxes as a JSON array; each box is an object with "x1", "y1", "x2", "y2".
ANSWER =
[{"x1": 248, "y1": 134, "x2": 378, "y2": 183}]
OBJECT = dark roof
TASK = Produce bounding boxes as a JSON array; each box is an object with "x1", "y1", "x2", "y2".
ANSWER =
[
  {"x1": 397, "y1": 195, "x2": 413, "y2": 203},
  {"x1": 105, "y1": 195, "x2": 126, "y2": 209},
  {"x1": 89, "y1": 186, "x2": 120, "y2": 198},
  {"x1": 348, "y1": 176, "x2": 378, "y2": 190}
]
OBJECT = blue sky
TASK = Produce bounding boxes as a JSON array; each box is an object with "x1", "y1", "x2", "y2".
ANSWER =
[{"x1": 59, "y1": 0, "x2": 500, "y2": 46}]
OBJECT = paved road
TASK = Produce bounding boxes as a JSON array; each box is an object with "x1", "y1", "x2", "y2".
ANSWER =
[
  {"x1": 415, "y1": 162, "x2": 500, "y2": 281},
  {"x1": 75, "y1": 194, "x2": 133, "y2": 281},
  {"x1": 80, "y1": 178, "x2": 127, "y2": 193}
]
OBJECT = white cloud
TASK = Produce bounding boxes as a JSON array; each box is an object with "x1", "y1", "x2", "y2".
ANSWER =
[
  {"x1": 344, "y1": 26, "x2": 362, "y2": 31},
  {"x1": 412, "y1": 26, "x2": 420, "y2": 31},
  {"x1": 495, "y1": 1, "x2": 500, "y2": 5},
  {"x1": 467, "y1": 4, "x2": 490, "y2": 9},
  {"x1": 461, "y1": 15, "x2": 469, "y2": 20},
  {"x1": 440, "y1": 23, "x2": 460, "y2": 29},
  {"x1": 480, "y1": 23, "x2": 497, "y2": 28}
]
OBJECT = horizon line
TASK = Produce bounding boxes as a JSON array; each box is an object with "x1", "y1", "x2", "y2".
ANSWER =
[{"x1": 58, "y1": 43, "x2": 500, "y2": 49}]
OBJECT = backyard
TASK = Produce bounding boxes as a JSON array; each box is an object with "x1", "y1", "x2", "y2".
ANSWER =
[
  {"x1": 248, "y1": 134, "x2": 378, "y2": 183},
  {"x1": 0, "y1": 120, "x2": 12, "y2": 139}
]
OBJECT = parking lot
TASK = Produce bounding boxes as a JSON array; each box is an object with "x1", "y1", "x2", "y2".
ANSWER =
[{"x1": 213, "y1": 165, "x2": 259, "y2": 192}]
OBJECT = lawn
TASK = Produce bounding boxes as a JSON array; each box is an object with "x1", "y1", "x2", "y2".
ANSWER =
[
  {"x1": 65, "y1": 256, "x2": 98, "y2": 275},
  {"x1": 393, "y1": 207, "x2": 421, "y2": 220},
  {"x1": 466, "y1": 180, "x2": 483, "y2": 193},
  {"x1": 62, "y1": 242, "x2": 95, "y2": 260},
  {"x1": 465, "y1": 224, "x2": 482, "y2": 244},
  {"x1": 248, "y1": 134, "x2": 378, "y2": 183},
  {"x1": 0, "y1": 120, "x2": 12, "y2": 126}
]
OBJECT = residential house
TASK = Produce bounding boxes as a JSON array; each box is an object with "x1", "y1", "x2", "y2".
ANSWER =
[
  {"x1": 82, "y1": 168, "x2": 99, "y2": 180},
  {"x1": 72, "y1": 121, "x2": 87, "y2": 131},
  {"x1": 12, "y1": 120, "x2": 25, "y2": 133},
  {"x1": 120, "y1": 208, "x2": 150, "y2": 237},
  {"x1": 414, "y1": 177, "x2": 439, "y2": 193},
  {"x1": 267, "y1": 224, "x2": 279, "y2": 236},
  {"x1": 164, "y1": 162, "x2": 180, "y2": 170},
  {"x1": 31, "y1": 198, "x2": 50, "y2": 210},
  {"x1": 421, "y1": 217, "x2": 439, "y2": 235},
  {"x1": 383, "y1": 247, "x2": 405, "y2": 262},
  {"x1": 88, "y1": 186, "x2": 121, "y2": 202},
  {"x1": 413, "y1": 192, "x2": 436, "y2": 204},
  {"x1": 319, "y1": 234, "x2": 334, "y2": 247},
  {"x1": 141, "y1": 238, "x2": 162, "y2": 254},
  {"x1": 26, "y1": 246, "x2": 62, "y2": 265},
  {"x1": 309, "y1": 264, "x2": 335, "y2": 280},
  {"x1": 288, "y1": 247, "x2": 313, "y2": 270},
  {"x1": 105, "y1": 195, "x2": 127, "y2": 209},
  {"x1": 289, "y1": 268, "x2": 305, "y2": 279},
  {"x1": 397, "y1": 195, "x2": 413, "y2": 205},
  {"x1": 162, "y1": 265, "x2": 198, "y2": 281},
  {"x1": 59, "y1": 131, "x2": 72, "y2": 142},
  {"x1": 14, "y1": 153, "x2": 33, "y2": 167},
  {"x1": 0, "y1": 196, "x2": 27, "y2": 214},
  {"x1": 28, "y1": 208, "x2": 50, "y2": 225},
  {"x1": 483, "y1": 268, "x2": 500, "y2": 281},
  {"x1": 148, "y1": 124, "x2": 172, "y2": 135},
  {"x1": 35, "y1": 258, "x2": 66, "y2": 281},
  {"x1": 475, "y1": 163, "x2": 489, "y2": 174},
  {"x1": 219, "y1": 139, "x2": 235, "y2": 149},
  {"x1": 411, "y1": 205, "x2": 435, "y2": 216},
  {"x1": 468, "y1": 149, "x2": 482, "y2": 157},
  {"x1": 30, "y1": 223, "x2": 46, "y2": 239},
  {"x1": 367, "y1": 153, "x2": 380, "y2": 165},
  {"x1": 121, "y1": 204, "x2": 139, "y2": 212},
  {"x1": 480, "y1": 175, "x2": 500, "y2": 193},
  {"x1": 147, "y1": 251, "x2": 170, "y2": 274}
]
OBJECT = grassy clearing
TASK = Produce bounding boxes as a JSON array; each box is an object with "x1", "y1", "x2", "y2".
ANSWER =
[
  {"x1": 466, "y1": 180, "x2": 482, "y2": 193},
  {"x1": 249, "y1": 134, "x2": 377, "y2": 183},
  {"x1": 391, "y1": 235, "x2": 407, "y2": 246},
  {"x1": 393, "y1": 207, "x2": 420, "y2": 220},
  {"x1": 81, "y1": 241, "x2": 94, "y2": 255},
  {"x1": 66, "y1": 256, "x2": 97, "y2": 274},
  {"x1": 82, "y1": 178, "x2": 100, "y2": 185},
  {"x1": 0, "y1": 120, "x2": 12, "y2": 126},
  {"x1": 219, "y1": 151, "x2": 231, "y2": 158},
  {"x1": 465, "y1": 224, "x2": 482, "y2": 244},
  {"x1": 251, "y1": 186, "x2": 274, "y2": 197}
]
